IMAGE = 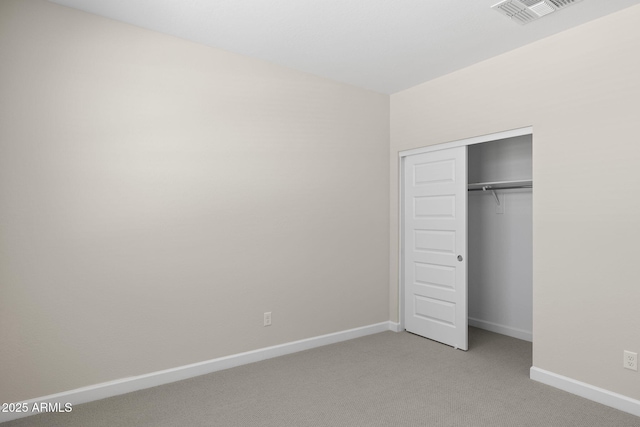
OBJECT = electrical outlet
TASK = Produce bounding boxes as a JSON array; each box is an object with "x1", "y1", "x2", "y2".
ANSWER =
[
  {"x1": 263, "y1": 312, "x2": 272, "y2": 327},
  {"x1": 623, "y1": 351, "x2": 637, "y2": 371}
]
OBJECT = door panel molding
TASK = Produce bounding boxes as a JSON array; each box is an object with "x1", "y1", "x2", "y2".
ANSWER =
[{"x1": 403, "y1": 146, "x2": 467, "y2": 349}]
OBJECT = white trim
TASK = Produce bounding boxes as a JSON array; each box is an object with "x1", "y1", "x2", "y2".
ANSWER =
[
  {"x1": 0, "y1": 321, "x2": 398, "y2": 423},
  {"x1": 468, "y1": 317, "x2": 532, "y2": 342},
  {"x1": 388, "y1": 321, "x2": 402, "y2": 332},
  {"x1": 397, "y1": 126, "x2": 533, "y2": 342},
  {"x1": 397, "y1": 155, "x2": 406, "y2": 332},
  {"x1": 530, "y1": 367, "x2": 640, "y2": 417},
  {"x1": 398, "y1": 126, "x2": 533, "y2": 158}
]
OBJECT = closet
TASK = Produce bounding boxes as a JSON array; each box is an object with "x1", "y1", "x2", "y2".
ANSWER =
[{"x1": 401, "y1": 128, "x2": 532, "y2": 350}]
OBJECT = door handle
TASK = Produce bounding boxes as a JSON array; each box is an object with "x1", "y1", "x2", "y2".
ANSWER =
[{"x1": 457, "y1": 255, "x2": 463, "y2": 262}]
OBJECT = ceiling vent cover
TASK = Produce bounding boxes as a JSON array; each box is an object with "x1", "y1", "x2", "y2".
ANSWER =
[{"x1": 492, "y1": 0, "x2": 583, "y2": 25}]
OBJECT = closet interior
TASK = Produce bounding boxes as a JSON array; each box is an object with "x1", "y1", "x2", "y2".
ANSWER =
[{"x1": 467, "y1": 135, "x2": 533, "y2": 342}]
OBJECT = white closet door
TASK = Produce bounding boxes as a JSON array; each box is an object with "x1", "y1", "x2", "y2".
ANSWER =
[{"x1": 403, "y1": 147, "x2": 468, "y2": 350}]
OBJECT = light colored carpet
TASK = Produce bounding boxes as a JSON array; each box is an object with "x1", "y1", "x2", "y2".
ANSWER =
[{"x1": 3, "y1": 328, "x2": 639, "y2": 426}]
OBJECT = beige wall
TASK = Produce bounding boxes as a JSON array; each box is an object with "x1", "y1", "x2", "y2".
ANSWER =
[
  {"x1": 391, "y1": 5, "x2": 640, "y2": 400},
  {"x1": 0, "y1": 0, "x2": 389, "y2": 402}
]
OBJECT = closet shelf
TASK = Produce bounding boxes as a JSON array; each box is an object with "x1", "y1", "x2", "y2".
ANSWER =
[{"x1": 468, "y1": 179, "x2": 532, "y2": 191}]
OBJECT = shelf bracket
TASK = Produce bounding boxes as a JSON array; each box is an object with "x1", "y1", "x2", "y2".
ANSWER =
[{"x1": 482, "y1": 185, "x2": 500, "y2": 206}]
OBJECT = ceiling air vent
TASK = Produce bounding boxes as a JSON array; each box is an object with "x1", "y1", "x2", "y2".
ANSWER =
[{"x1": 492, "y1": 0, "x2": 583, "y2": 25}]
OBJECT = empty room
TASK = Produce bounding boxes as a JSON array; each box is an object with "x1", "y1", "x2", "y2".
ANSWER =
[{"x1": 1, "y1": 0, "x2": 639, "y2": 425}]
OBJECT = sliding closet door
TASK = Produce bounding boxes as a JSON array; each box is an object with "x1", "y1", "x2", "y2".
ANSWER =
[{"x1": 403, "y1": 147, "x2": 468, "y2": 350}]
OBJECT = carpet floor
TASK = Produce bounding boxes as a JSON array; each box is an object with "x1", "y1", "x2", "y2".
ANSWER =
[{"x1": 3, "y1": 328, "x2": 639, "y2": 426}]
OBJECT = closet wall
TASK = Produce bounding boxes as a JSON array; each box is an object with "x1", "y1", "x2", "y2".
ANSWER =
[
  {"x1": 391, "y1": 3, "x2": 640, "y2": 402},
  {"x1": 468, "y1": 136, "x2": 533, "y2": 341}
]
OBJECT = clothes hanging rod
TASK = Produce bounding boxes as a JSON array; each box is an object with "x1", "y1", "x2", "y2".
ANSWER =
[
  {"x1": 468, "y1": 184, "x2": 532, "y2": 192},
  {"x1": 468, "y1": 179, "x2": 532, "y2": 192}
]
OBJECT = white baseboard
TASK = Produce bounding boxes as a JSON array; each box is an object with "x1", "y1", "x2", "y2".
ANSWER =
[
  {"x1": 468, "y1": 317, "x2": 532, "y2": 342},
  {"x1": 530, "y1": 367, "x2": 640, "y2": 417},
  {"x1": 388, "y1": 321, "x2": 402, "y2": 332},
  {"x1": 0, "y1": 321, "x2": 397, "y2": 423}
]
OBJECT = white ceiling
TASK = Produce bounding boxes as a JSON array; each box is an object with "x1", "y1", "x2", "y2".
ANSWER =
[{"x1": 49, "y1": 0, "x2": 640, "y2": 94}]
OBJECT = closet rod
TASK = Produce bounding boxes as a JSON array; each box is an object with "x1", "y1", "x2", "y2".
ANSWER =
[
  {"x1": 468, "y1": 179, "x2": 533, "y2": 192},
  {"x1": 467, "y1": 184, "x2": 532, "y2": 192}
]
